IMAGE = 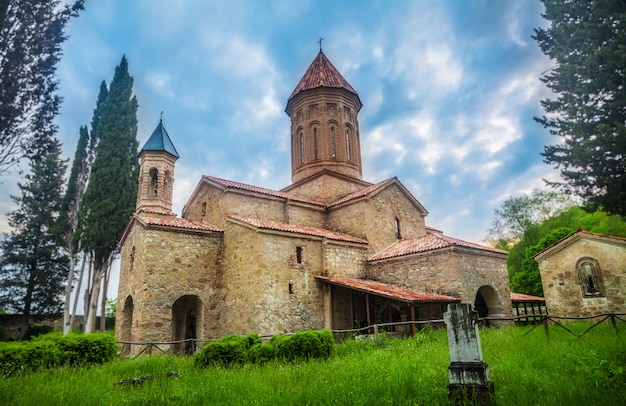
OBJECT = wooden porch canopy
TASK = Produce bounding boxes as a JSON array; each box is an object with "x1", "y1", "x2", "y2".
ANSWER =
[
  {"x1": 510, "y1": 292, "x2": 547, "y2": 323},
  {"x1": 316, "y1": 276, "x2": 460, "y2": 334}
]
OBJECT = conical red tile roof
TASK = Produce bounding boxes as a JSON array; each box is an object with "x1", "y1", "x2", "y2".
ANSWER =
[{"x1": 288, "y1": 51, "x2": 359, "y2": 100}]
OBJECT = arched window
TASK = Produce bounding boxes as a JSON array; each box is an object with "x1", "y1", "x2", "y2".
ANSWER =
[
  {"x1": 345, "y1": 126, "x2": 352, "y2": 161},
  {"x1": 330, "y1": 125, "x2": 336, "y2": 158},
  {"x1": 164, "y1": 171, "x2": 171, "y2": 199},
  {"x1": 577, "y1": 257, "x2": 603, "y2": 297},
  {"x1": 395, "y1": 217, "x2": 401, "y2": 239},
  {"x1": 313, "y1": 127, "x2": 319, "y2": 159},
  {"x1": 149, "y1": 168, "x2": 158, "y2": 196},
  {"x1": 299, "y1": 131, "x2": 304, "y2": 164}
]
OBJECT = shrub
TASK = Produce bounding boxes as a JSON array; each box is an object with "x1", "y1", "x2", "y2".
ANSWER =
[
  {"x1": 194, "y1": 334, "x2": 261, "y2": 368},
  {"x1": 24, "y1": 324, "x2": 54, "y2": 340},
  {"x1": 0, "y1": 332, "x2": 118, "y2": 377},
  {"x1": 194, "y1": 330, "x2": 335, "y2": 369}
]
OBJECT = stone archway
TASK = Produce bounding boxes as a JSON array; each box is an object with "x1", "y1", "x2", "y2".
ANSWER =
[
  {"x1": 120, "y1": 296, "x2": 133, "y2": 354},
  {"x1": 171, "y1": 295, "x2": 202, "y2": 355},
  {"x1": 474, "y1": 285, "x2": 501, "y2": 318}
]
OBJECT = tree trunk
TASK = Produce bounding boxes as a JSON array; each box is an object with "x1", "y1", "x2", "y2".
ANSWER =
[
  {"x1": 63, "y1": 252, "x2": 76, "y2": 334},
  {"x1": 99, "y1": 256, "x2": 112, "y2": 331},
  {"x1": 84, "y1": 254, "x2": 108, "y2": 333},
  {"x1": 19, "y1": 262, "x2": 37, "y2": 340},
  {"x1": 70, "y1": 253, "x2": 87, "y2": 332}
]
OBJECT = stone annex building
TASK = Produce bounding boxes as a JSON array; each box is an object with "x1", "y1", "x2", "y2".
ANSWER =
[
  {"x1": 534, "y1": 230, "x2": 626, "y2": 318},
  {"x1": 115, "y1": 50, "x2": 512, "y2": 353}
]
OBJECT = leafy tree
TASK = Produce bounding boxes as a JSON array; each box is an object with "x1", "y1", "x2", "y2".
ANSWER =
[
  {"x1": 534, "y1": 0, "x2": 626, "y2": 216},
  {"x1": 75, "y1": 56, "x2": 139, "y2": 332},
  {"x1": 0, "y1": 0, "x2": 84, "y2": 174},
  {"x1": 486, "y1": 188, "x2": 574, "y2": 246},
  {"x1": 511, "y1": 227, "x2": 574, "y2": 296},
  {"x1": 0, "y1": 139, "x2": 68, "y2": 339}
]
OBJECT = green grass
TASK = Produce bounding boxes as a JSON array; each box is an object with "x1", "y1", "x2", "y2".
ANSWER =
[{"x1": 1, "y1": 323, "x2": 625, "y2": 405}]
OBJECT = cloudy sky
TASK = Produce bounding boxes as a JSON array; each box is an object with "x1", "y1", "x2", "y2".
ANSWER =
[{"x1": 2, "y1": 1, "x2": 559, "y2": 247}]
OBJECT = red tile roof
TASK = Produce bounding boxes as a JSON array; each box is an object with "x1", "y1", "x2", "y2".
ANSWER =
[
  {"x1": 228, "y1": 214, "x2": 367, "y2": 244},
  {"x1": 510, "y1": 292, "x2": 546, "y2": 303},
  {"x1": 203, "y1": 176, "x2": 324, "y2": 207},
  {"x1": 370, "y1": 233, "x2": 507, "y2": 261},
  {"x1": 138, "y1": 214, "x2": 222, "y2": 232},
  {"x1": 317, "y1": 276, "x2": 461, "y2": 303},
  {"x1": 288, "y1": 51, "x2": 359, "y2": 100}
]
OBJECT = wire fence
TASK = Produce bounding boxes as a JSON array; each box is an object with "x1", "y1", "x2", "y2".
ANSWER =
[{"x1": 117, "y1": 312, "x2": 625, "y2": 358}]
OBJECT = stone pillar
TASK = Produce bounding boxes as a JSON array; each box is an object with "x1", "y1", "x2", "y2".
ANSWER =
[{"x1": 443, "y1": 303, "x2": 494, "y2": 405}]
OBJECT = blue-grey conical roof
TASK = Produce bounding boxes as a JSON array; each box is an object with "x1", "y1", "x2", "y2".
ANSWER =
[{"x1": 140, "y1": 120, "x2": 180, "y2": 158}]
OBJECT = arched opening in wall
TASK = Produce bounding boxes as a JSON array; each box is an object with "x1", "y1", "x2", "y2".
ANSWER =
[
  {"x1": 120, "y1": 296, "x2": 133, "y2": 355},
  {"x1": 149, "y1": 168, "x2": 158, "y2": 196},
  {"x1": 164, "y1": 170, "x2": 171, "y2": 199},
  {"x1": 171, "y1": 295, "x2": 202, "y2": 355},
  {"x1": 474, "y1": 285, "x2": 501, "y2": 318}
]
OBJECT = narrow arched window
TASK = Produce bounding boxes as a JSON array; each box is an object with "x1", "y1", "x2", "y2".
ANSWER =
[
  {"x1": 164, "y1": 171, "x2": 171, "y2": 199},
  {"x1": 577, "y1": 257, "x2": 603, "y2": 297},
  {"x1": 299, "y1": 131, "x2": 304, "y2": 164},
  {"x1": 149, "y1": 168, "x2": 158, "y2": 196},
  {"x1": 395, "y1": 217, "x2": 401, "y2": 239},
  {"x1": 345, "y1": 127, "x2": 352, "y2": 161},
  {"x1": 331, "y1": 126, "x2": 336, "y2": 158},
  {"x1": 313, "y1": 127, "x2": 319, "y2": 159}
]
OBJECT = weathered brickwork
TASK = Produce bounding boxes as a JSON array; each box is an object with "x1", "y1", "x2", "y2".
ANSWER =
[
  {"x1": 116, "y1": 222, "x2": 223, "y2": 351},
  {"x1": 220, "y1": 221, "x2": 327, "y2": 335},
  {"x1": 367, "y1": 249, "x2": 511, "y2": 317},
  {"x1": 284, "y1": 172, "x2": 369, "y2": 204},
  {"x1": 535, "y1": 232, "x2": 626, "y2": 317}
]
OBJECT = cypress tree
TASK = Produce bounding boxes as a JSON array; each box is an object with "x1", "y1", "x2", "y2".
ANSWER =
[
  {"x1": 75, "y1": 56, "x2": 139, "y2": 332},
  {"x1": 0, "y1": 139, "x2": 68, "y2": 339}
]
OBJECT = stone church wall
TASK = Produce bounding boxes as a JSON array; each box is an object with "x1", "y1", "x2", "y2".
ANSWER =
[
  {"x1": 220, "y1": 221, "x2": 326, "y2": 336},
  {"x1": 285, "y1": 173, "x2": 367, "y2": 204},
  {"x1": 327, "y1": 184, "x2": 427, "y2": 256},
  {"x1": 116, "y1": 223, "x2": 224, "y2": 344},
  {"x1": 537, "y1": 238, "x2": 626, "y2": 317},
  {"x1": 367, "y1": 248, "x2": 511, "y2": 316}
]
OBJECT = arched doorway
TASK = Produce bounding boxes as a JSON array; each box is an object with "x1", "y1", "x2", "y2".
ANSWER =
[
  {"x1": 120, "y1": 296, "x2": 133, "y2": 355},
  {"x1": 474, "y1": 285, "x2": 501, "y2": 318},
  {"x1": 171, "y1": 295, "x2": 202, "y2": 355}
]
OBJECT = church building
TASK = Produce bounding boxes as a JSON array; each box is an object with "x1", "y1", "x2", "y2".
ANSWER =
[{"x1": 115, "y1": 50, "x2": 511, "y2": 354}]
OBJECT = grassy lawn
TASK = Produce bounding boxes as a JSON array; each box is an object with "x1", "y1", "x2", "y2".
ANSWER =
[{"x1": 1, "y1": 322, "x2": 625, "y2": 405}]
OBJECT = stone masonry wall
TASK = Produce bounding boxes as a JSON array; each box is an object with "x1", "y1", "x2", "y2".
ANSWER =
[
  {"x1": 220, "y1": 221, "x2": 327, "y2": 336},
  {"x1": 116, "y1": 221, "x2": 224, "y2": 347},
  {"x1": 327, "y1": 184, "x2": 427, "y2": 256},
  {"x1": 368, "y1": 248, "x2": 511, "y2": 316},
  {"x1": 537, "y1": 237, "x2": 626, "y2": 317},
  {"x1": 285, "y1": 173, "x2": 367, "y2": 204}
]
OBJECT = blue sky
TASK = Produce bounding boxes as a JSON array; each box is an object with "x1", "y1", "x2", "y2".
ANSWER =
[{"x1": 1, "y1": 0, "x2": 558, "y2": 246}]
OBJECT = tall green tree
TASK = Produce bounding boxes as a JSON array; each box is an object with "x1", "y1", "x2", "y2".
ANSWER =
[
  {"x1": 0, "y1": 139, "x2": 68, "y2": 339},
  {"x1": 534, "y1": 0, "x2": 626, "y2": 216},
  {"x1": 57, "y1": 81, "x2": 109, "y2": 334},
  {"x1": 0, "y1": 0, "x2": 84, "y2": 174},
  {"x1": 75, "y1": 56, "x2": 139, "y2": 332}
]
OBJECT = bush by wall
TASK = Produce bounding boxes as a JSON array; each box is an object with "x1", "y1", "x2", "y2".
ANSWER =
[
  {"x1": 0, "y1": 332, "x2": 118, "y2": 377},
  {"x1": 194, "y1": 330, "x2": 335, "y2": 369}
]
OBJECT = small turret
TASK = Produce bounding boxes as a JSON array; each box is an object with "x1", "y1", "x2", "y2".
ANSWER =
[{"x1": 136, "y1": 119, "x2": 179, "y2": 213}]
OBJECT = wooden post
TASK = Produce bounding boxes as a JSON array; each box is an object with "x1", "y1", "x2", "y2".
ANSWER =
[
  {"x1": 410, "y1": 304, "x2": 416, "y2": 336},
  {"x1": 365, "y1": 294, "x2": 371, "y2": 335},
  {"x1": 610, "y1": 313, "x2": 620, "y2": 337}
]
